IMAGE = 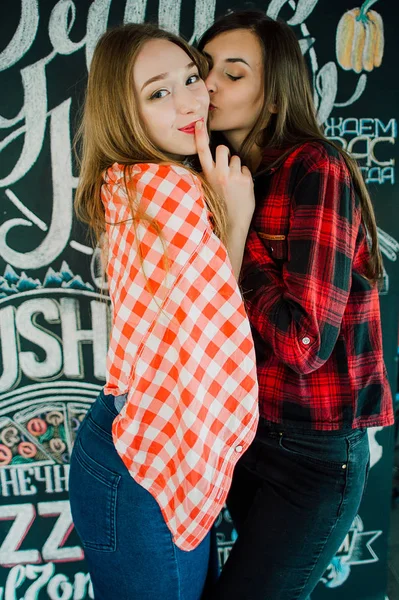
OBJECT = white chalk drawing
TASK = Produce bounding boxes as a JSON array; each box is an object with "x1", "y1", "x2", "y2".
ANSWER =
[
  {"x1": 1, "y1": 561, "x2": 93, "y2": 599},
  {"x1": 0, "y1": 0, "x2": 395, "y2": 269},
  {"x1": 320, "y1": 515, "x2": 382, "y2": 588},
  {"x1": 325, "y1": 117, "x2": 397, "y2": 185},
  {"x1": 377, "y1": 227, "x2": 399, "y2": 294},
  {"x1": 0, "y1": 1, "x2": 396, "y2": 598},
  {"x1": 368, "y1": 426, "x2": 384, "y2": 468},
  {"x1": 0, "y1": 260, "x2": 107, "y2": 598}
]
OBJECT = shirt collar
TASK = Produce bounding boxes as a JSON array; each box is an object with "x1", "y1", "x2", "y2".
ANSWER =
[{"x1": 254, "y1": 145, "x2": 291, "y2": 178}]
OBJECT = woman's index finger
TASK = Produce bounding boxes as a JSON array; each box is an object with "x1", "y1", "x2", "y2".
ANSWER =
[{"x1": 194, "y1": 120, "x2": 214, "y2": 174}]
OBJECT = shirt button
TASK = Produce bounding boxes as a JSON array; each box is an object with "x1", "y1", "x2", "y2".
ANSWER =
[
  {"x1": 235, "y1": 445, "x2": 243, "y2": 453},
  {"x1": 302, "y1": 337, "x2": 311, "y2": 345}
]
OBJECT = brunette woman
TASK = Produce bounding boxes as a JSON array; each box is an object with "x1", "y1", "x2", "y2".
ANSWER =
[{"x1": 197, "y1": 10, "x2": 394, "y2": 599}]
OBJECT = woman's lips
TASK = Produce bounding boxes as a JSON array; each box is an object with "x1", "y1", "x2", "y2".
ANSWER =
[
  {"x1": 209, "y1": 104, "x2": 217, "y2": 112},
  {"x1": 178, "y1": 119, "x2": 202, "y2": 134}
]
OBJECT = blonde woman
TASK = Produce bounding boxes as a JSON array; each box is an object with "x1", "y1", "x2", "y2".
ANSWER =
[{"x1": 68, "y1": 23, "x2": 258, "y2": 600}]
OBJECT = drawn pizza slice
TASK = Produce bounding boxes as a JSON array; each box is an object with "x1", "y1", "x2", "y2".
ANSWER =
[
  {"x1": 13, "y1": 403, "x2": 70, "y2": 465},
  {"x1": 0, "y1": 416, "x2": 56, "y2": 467}
]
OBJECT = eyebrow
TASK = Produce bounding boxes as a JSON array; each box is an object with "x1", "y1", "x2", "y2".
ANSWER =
[
  {"x1": 141, "y1": 61, "x2": 196, "y2": 91},
  {"x1": 203, "y1": 52, "x2": 251, "y2": 68}
]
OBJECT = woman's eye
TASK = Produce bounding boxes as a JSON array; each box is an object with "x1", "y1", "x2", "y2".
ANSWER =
[
  {"x1": 186, "y1": 74, "x2": 200, "y2": 85},
  {"x1": 149, "y1": 89, "x2": 168, "y2": 100},
  {"x1": 226, "y1": 73, "x2": 243, "y2": 81}
]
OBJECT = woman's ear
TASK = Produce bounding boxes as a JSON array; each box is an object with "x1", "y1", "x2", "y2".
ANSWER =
[{"x1": 268, "y1": 104, "x2": 278, "y2": 114}]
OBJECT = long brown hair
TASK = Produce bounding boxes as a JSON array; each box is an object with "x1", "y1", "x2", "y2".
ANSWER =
[
  {"x1": 75, "y1": 23, "x2": 227, "y2": 256},
  {"x1": 198, "y1": 10, "x2": 383, "y2": 284}
]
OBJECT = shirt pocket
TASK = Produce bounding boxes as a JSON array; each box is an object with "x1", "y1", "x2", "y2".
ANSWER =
[{"x1": 256, "y1": 231, "x2": 288, "y2": 262}]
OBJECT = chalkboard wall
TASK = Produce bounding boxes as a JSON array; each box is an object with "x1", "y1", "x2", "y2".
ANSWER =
[{"x1": 0, "y1": 1, "x2": 397, "y2": 598}]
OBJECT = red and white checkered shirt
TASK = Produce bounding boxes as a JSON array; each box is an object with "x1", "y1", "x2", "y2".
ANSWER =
[{"x1": 102, "y1": 162, "x2": 259, "y2": 550}]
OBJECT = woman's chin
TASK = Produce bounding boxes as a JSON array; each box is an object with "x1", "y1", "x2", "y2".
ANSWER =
[
  {"x1": 163, "y1": 139, "x2": 197, "y2": 160},
  {"x1": 208, "y1": 114, "x2": 228, "y2": 132}
]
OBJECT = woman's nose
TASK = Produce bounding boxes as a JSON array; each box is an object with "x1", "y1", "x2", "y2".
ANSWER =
[
  {"x1": 176, "y1": 88, "x2": 201, "y2": 114},
  {"x1": 205, "y1": 71, "x2": 216, "y2": 94}
]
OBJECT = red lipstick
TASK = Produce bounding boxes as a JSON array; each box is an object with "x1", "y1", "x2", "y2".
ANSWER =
[{"x1": 178, "y1": 119, "x2": 201, "y2": 134}]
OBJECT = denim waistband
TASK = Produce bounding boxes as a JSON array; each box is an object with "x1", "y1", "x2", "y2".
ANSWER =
[
  {"x1": 88, "y1": 390, "x2": 126, "y2": 440},
  {"x1": 257, "y1": 417, "x2": 364, "y2": 437}
]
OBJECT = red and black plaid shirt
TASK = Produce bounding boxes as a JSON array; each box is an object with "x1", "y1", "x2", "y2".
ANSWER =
[{"x1": 241, "y1": 141, "x2": 394, "y2": 430}]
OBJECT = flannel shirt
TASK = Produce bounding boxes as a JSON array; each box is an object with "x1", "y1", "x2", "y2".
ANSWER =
[
  {"x1": 101, "y1": 162, "x2": 259, "y2": 550},
  {"x1": 241, "y1": 141, "x2": 393, "y2": 430}
]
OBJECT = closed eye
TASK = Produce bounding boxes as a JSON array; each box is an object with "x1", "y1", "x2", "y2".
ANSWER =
[{"x1": 226, "y1": 74, "x2": 243, "y2": 81}]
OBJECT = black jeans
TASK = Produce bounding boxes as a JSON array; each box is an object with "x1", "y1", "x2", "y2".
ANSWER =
[{"x1": 209, "y1": 419, "x2": 370, "y2": 600}]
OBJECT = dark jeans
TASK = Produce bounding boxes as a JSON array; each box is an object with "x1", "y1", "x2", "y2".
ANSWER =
[
  {"x1": 69, "y1": 391, "x2": 218, "y2": 600},
  {"x1": 208, "y1": 419, "x2": 370, "y2": 600}
]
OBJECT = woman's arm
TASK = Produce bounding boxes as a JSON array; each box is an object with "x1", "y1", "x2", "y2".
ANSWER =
[
  {"x1": 227, "y1": 221, "x2": 253, "y2": 280},
  {"x1": 241, "y1": 144, "x2": 360, "y2": 374},
  {"x1": 194, "y1": 121, "x2": 255, "y2": 281}
]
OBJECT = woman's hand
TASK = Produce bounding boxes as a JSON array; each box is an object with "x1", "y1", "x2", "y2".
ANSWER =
[
  {"x1": 194, "y1": 120, "x2": 255, "y2": 231},
  {"x1": 195, "y1": 119, "x2": 255, "y2": 280}
]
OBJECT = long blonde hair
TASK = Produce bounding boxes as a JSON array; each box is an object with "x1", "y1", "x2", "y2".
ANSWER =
[{"x1": 75, "y1": 23, "x2": 228, "y2": 259}]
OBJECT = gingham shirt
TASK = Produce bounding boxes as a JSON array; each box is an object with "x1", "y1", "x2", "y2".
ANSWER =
[
  {"x1": 242, "y1": 141, "x2": 393, "y2": 430},
  {"x1": 102, "y1": 162, "x2": 259, "y2": 550}
]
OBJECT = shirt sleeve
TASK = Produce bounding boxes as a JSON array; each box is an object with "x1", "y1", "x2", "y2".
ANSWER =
[{"x1": 241, "y1": 145, "x2": 361, "y2": 375}]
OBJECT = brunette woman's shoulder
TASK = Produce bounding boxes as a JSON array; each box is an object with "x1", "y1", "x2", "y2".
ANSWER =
[
  {"x1": 291, "y1": 139, "x2": 349, "y2": 176},
  {"x1": 293, "y1": 139, "x2": 342, "y2": 162}
]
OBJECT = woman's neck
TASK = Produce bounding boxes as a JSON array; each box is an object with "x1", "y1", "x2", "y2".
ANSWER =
[
  {"x1": 248, "y1": 146, "x2": 263, "y2": 173},
  {"x1": 223, "y1": 131, "x2": 263, "y2": 173}
]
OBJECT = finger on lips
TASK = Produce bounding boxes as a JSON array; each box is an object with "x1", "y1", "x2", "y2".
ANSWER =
[{"x1": 195, "y1": 120, "x2": 214, "y2": 172}]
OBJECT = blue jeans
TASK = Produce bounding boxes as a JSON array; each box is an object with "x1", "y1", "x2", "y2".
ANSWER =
[
  {"x1": 69, "y1": 391, "x2": 217, "y2": 600},
  {"x1": 209, "y1": 419, "x2": 370, "y2": 600}
]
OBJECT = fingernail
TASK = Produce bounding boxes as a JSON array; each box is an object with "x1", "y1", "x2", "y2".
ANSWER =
[{"x1": 196, "y1": 120, "x2": 203, "y2": 130}]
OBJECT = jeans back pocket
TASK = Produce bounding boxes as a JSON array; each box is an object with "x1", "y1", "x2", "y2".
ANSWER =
[{"x1": 69, "y1": 438, "x2": 121, "y2": 552}]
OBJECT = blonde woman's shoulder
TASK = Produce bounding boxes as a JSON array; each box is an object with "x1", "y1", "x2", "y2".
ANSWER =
[{"x1": 105, "y1": 162, "x2": 200, "y2": 189}]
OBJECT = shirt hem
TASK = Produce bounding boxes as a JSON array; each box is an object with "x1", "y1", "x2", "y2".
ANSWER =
[{"x1": 258, "y1": 411, "x2": 394, "y2": 431}]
